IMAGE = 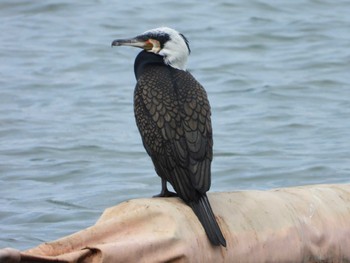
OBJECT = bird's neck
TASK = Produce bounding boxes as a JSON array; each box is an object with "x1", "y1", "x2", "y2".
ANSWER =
[{"x1": 134, "y1": 51, "x2": 170, "y2": 80}]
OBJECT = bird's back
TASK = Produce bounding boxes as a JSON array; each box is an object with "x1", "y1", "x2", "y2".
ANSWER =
[{"x1": 134, "y1": 64, "x2": 213, "y2": 203}]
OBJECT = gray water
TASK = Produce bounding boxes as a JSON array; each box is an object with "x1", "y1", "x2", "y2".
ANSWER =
[{"x1": 1, "y1": 0, "x2": 350, "y2": 250}]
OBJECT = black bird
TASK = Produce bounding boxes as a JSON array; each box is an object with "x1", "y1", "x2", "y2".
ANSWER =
[{"x1": 111, "y1": 27, "x2": 226, "y2": 247}]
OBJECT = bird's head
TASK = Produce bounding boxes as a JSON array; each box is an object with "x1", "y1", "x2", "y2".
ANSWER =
[{"x1": 111, "y1": 27, "x2": 191, "y2": 70}]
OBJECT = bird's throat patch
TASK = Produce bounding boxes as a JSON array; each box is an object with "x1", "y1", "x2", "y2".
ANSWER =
[{"x1": 146, "y1": 39, "x2": 161, "y2": 53}]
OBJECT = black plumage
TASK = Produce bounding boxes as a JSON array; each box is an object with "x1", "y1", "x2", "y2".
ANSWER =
[
  {"x1": 112, "y1": 28, "x2": 226, "y2": 247},
  {"x1": 134, "y1": 51, "x2": 213, "y2": 200}
]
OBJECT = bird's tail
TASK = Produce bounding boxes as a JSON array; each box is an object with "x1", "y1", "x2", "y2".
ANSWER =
[{"x1": 189, "y1": 194, "x2": 226, "y2": 247}]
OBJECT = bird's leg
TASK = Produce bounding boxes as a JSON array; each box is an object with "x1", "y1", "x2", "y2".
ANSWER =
[{"x1": 153, "y1": 178, "x2": 177, "y2": 197}]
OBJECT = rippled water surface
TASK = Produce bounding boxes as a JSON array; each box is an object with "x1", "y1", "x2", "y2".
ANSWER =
[{"x1": 1, "y1": 0, "x2": 350, "y2": 250}]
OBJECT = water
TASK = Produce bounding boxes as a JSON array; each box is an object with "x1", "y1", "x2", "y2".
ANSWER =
[{"x1": 1, "y1": 0, "x2": 349, "y2": 250}]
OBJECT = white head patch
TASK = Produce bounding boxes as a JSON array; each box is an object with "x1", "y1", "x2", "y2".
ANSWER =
[{"x1": 142, "y1": 27, "x2": 190, "y2": 70}]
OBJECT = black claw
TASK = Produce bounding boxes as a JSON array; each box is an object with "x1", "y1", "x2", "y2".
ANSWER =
[{"x1": 153, "y1": 189, "x2": 178, "y2": 198}]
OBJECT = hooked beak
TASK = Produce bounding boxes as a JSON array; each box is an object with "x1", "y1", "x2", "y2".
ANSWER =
[
  {"x1": 111, "y1": 37, "x2": 161, "y2": 53},
  {"x1": 111, "y1": 37, "x2": 147, "y2": 48}
]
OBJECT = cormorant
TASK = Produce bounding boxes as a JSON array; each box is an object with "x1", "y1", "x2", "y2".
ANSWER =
[{"x1": 111, "y1": 27, "x2": 226, "y2": 247}]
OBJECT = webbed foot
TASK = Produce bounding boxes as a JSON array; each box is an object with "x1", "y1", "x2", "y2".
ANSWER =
[{"x1": 153, "y1": 189, "x2": 178, "y2": 198}]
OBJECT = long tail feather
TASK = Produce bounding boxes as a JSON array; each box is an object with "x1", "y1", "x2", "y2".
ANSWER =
[{"x1": 189, "y1": 194, "x2": 226, "y2": 247}]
